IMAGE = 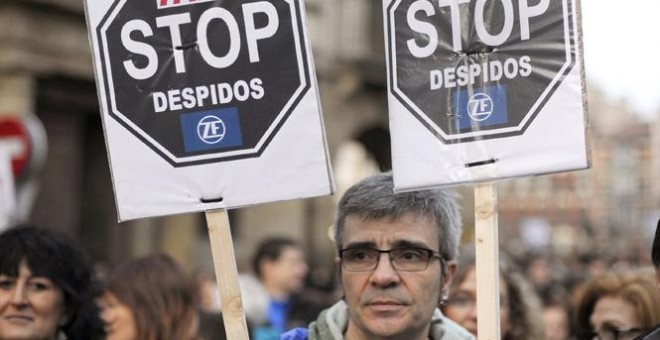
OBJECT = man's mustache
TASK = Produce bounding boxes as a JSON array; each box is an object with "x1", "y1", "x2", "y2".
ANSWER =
[{"x1": 359, "y1": 290, "x2": 413, "y2": 305}]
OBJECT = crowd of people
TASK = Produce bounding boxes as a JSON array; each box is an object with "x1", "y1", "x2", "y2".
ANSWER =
[{"x1": 1, "y1": 172, "x2": 659, "y2": 339}]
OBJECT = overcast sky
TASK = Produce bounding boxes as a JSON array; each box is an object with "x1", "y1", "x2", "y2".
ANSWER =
[{"x1": 581, "y1": 0, "x2": 659, "y2": 121}]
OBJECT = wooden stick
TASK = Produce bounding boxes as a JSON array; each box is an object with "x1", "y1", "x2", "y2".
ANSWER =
[
  {"x1": 474, "y1": 182, "x2": 501, "y2": 339},
  {"x1": 206, "y1": 209, "x2": 250, "y2": 340}
]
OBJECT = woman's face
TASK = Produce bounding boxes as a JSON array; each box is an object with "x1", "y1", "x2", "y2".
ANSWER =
[
  {"x1": 442, "y1": 266, "x2": 510, "y2": 337},
  {"x1": 0, "y1": 260, "x2": 67, "y2": 340},
  {"x1": 99, "y1": 291, "x2": 138, "y2": 340}
]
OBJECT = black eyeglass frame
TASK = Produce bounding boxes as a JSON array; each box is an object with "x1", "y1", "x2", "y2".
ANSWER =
[
  {"x1": 585, "y1": 327, "x2": 647, "y2": 340},
  {"x1": 339, "y1": 247, "x2": 444, "y2": 272}
]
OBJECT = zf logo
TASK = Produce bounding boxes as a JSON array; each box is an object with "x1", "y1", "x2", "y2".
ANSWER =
[
  {"x1": 453, "y1": 86, "x2": 507, "y2": 131},
  {"x1": 197, "y1": 116, "x2": 226, "y2": 144},
  {"x1": 467, "y1": 93, "x2": 494, "y2": 122},
  {"x1": 181, "y1": 108, "x2": 242, "y2": 153}
]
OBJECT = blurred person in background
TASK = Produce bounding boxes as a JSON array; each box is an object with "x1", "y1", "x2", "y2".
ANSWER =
[
  {"x1": 100, "y1": 253, "x2": 200, "y2": 340},
  {"x1": 194, "y1": 270, "x2": 221, "y2": 314},
  {"x1": 634, "y1": 219, "x2": 660, "y2": 340},
  {"x1": 282, "y1": 172, "x2": 474, "y2": 340},
  {"x1": 572, "y1": 269, "x2": 660, "y2": 340},
  {"x1": 539, "y1": 285, "x2": 571, "y2": 340},
  {"x1": 0, "y1": 226, "x2": 105, "y2": 339},
  {"x1": 543, "y1": 301, "x2": 570, "y2": 340},
  {"x1": 441, "y1": 246, "x2": 545, "y2": 339},
  {"x1": 240, "y1": 237, "x2": 324, "y2": 339},
  {"x1": 191, "y1": 270, "x2": 231, "y2": 340},
  {"x1": 524, "y1": 252, "x2": 572, "y2": 296}
]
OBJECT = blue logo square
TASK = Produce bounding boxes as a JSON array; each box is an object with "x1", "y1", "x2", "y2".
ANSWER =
[
  {"x1": 180, "y1": 108, "x2": 243, "y2": 153},
  {"x1": 453, "y1": 85, "x2": 508, "y2": 131}
]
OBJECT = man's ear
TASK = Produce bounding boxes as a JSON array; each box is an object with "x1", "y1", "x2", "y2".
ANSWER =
[
  {"x1": 442, "y1": 260, "x2": 458, "y2": 296},
  {"x1": 335, "y1": 257, "x2": 342, "y2": 280},
  {"x1": 261, "y1": 257, "x2": 276, "y2": 275}
]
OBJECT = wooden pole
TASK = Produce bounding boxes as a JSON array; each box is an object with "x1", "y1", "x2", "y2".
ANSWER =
[
  {"x1": 474, "y1": 182, "x2": 501, "y2": 339},
  {"x1": 205, "y1": 209, "x2": 250, "y2": 340}
]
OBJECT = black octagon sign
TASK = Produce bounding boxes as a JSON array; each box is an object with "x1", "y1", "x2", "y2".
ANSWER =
[
  {"x1": 387, "y1": 0, "x2": 576, "y2": 143},
  {"x1": 96, "y1": 0, "x2": 310, "y2": 166}
]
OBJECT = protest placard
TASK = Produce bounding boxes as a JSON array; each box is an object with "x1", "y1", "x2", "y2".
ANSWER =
[
  {"x1": 85, "y1": 1, "x2": 333, "y2": 337},
  {"x1": 384, "y1": 0, "x2": 588, "y2": 337}
]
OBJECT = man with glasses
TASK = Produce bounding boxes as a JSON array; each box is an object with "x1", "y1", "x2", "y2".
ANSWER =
[{"x1": 282, "y1": 172, "x2": 474, "y2": 339}]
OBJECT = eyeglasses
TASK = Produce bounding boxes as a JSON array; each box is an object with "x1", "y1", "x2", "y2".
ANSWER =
[
  {"x1": 339, "y1": 247, "x2": 442, "y2": 272},
  {"x1": 586, "y1": 327, "x2": 646, "y2": 340}
]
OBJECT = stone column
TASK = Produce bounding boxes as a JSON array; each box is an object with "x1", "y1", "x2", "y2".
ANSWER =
[{"x1": 0, "y1": 73, "x2": 35, "y2": 116}]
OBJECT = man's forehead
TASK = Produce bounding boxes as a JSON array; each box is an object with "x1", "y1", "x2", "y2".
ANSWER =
[
  {"x1": 342, "y1": 213, "x2": 438, "y2": 249},
  {"x1": 345, "y1": 211, "x2": 434, "y2": 224}
]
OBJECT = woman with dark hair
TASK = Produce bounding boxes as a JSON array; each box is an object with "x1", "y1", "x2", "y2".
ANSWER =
[
  {"x1": 100, "y1": 253, "x2": 200, "y2": 340},
  {"x1": 0, "y1": 226, "x2": 105, "y2": 339}
]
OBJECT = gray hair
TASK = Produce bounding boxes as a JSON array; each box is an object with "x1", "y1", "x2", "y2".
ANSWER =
[{"x1": 334, "y1": 172, "x2": 463, "y2": 261}]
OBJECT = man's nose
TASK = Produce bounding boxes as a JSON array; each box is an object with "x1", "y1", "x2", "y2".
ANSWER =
[{"x1": 369, "y1": 253, "x2": 400, "y2": 287}]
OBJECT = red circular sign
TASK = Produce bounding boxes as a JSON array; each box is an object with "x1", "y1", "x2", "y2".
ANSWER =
[{"x1": 0, "y1": 116, "x2": 32, "y2": 178}]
